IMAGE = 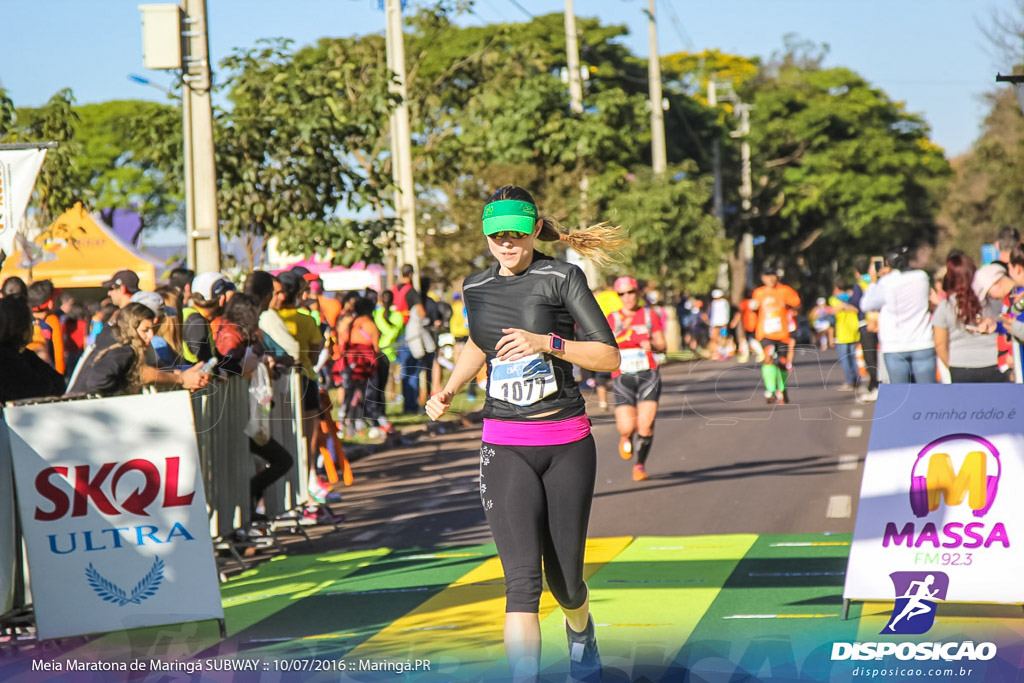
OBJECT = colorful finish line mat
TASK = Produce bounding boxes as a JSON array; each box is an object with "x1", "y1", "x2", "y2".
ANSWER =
[{"x1": 4, "y1": 534, "x2": 1024, "y2": 681}]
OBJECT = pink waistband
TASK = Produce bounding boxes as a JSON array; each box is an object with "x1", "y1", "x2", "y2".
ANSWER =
[{"x1": 482, "y1": 415, "x2": 591, "y2": 446}]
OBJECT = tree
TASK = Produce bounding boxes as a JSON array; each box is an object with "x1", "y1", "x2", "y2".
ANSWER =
[
  {"x1": 742, "y1": 47, "x2": 950, "y2": 290},
  {"x1": 74, "y1": 100, "x2": 184, "y2": 243},
  {"x1": 939, "y1": 89, "x2": 1024, "y2": 260},
  {"x1": 5, "y1": 89, "x2": 83, "y2": 228},
  {"x1": 402, "y1": 10, "x2": 723, "y2": 284},
  {"x1": 0, "y1": 86, "x2": 14, "y2": 138},
  {"x1": 606, "y1": 164, "x2": 725, "y2": 291},
  {"x1": 215, "y1": 37, "x2": 400, "y2": 269}
]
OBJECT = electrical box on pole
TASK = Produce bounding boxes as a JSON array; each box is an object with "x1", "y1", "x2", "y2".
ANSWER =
[{"x1": 138, "y1": 5, "x2": 183, "y2": 70}]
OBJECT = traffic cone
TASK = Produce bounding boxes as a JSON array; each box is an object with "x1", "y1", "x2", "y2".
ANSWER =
[{"x1": 854, "y1": 343, "x2": 868, "y2": 378}]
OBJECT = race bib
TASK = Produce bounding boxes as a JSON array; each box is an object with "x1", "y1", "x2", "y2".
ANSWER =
[
  {"x1": 620, "y1": 348, "x2": 651, "y2": 374},
  {"x1": 489, "y1": 353, "x2": 558, "y2": 406},
  {"x1": 763, "y1": 316, "x2": 783, "y2": 335}
]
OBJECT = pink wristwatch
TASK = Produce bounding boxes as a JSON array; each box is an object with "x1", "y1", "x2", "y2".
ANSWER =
[{"x1": 549, "y1": 334, "x2": 566, "y2": 354}]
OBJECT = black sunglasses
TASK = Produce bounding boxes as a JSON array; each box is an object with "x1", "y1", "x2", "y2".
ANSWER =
[{"x1": 617, "y1": 290, "x2": 638, "y2": 297}]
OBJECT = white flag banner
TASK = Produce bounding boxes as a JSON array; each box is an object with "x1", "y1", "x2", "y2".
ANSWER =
[{"x1": 0, "y1": 147, "x2": 48, "y2": 256}]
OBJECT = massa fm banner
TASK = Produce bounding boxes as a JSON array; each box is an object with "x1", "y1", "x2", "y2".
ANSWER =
[
  {"x1": 4, "y1": 392, "x2": 223, "y2": 640},
  {"x1": 844, "y1": 384, "x2": 1024, "y2": 605}
]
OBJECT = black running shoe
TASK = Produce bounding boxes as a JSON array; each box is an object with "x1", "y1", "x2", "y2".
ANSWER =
[{"x1": 566, "y1": 615, "x2": 602, "y2": 682}]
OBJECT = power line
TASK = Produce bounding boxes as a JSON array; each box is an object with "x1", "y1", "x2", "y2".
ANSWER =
[
  {"x1": 659, "y1": 0, "x2": 694, "y2": 52},
  {"x1": 505, "y1": 0, "x2": 534, "y2": 20}
]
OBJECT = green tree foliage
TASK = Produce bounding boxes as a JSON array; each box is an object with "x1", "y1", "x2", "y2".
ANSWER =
[
  {"x1": 215, "y1": 37, "x2": 400, "y2": 268},
  {"x1": 9, "y1": 89, "x2": 83, "y2": 227},
  {"x1": 75, "y1": 100, "x2": 184, "y2": 242},
  {"x1": 0, "y1": 15, "x2": 952, "y2": 293},
  {"x1": 742, "y1": 43, "x2": 950, "y2": 289},
  {"x1": 606, "y1": 164, "x2": 725, "y2": 290},
  {"x1": 403, "y1": 9, "x2": 723, "y2": 286},
  {"x1": 939, "y1": 88, "x2": 1024, "y2": 260},
  {"x1": 0, "y1": 86, "x2": 14, "y2": 137}
]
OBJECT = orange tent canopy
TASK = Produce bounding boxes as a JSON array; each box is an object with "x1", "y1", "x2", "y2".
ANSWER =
[{"x1": 0, "y1": 203, "x2": 165, "y2": 290}]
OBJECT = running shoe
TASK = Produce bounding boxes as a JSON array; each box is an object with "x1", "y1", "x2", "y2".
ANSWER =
[
  {"x1": 307, "y1": 477, "x2": 328, "y2": 504},
  {"x1": 632, "y1": 464, "x2": 648, "y2": 482},
  {"x1": 618, "y1": 437, "x2": 633, "y2": 460},
  {"x1": 776, "y1": 390, "x2": 787, "y2": 405},
  {"x1": 301, "y1": 506, "x2": 320, "y2": 525},
  {"x1": 764, "y1": 391, "x2": 775, "y2": 405},
  {"x1": 565, "y1": 615, "x2": 602, "y2": 683},
  {"x1": 316, "y1": 506, "x2": 346, "y2": 524},
  {"x1": 856, "y1": 387, "x2": 878, "y2": 403}
]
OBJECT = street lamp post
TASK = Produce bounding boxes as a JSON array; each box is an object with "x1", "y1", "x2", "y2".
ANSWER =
[{"x1": 997, "y1": 73, "x2": 1024, "y2": 115}]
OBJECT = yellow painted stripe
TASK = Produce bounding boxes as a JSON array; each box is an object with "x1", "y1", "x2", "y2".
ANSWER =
[
  {"x1": 539, "y1": 534, "x2": 758, "y2": 677},
  {"x1": 345, "y1": 536, "x2": 634, "y2": 676}
]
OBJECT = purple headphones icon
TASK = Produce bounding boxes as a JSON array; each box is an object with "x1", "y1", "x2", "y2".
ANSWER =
[{"x1": 909, "y1": 433, "x2": 1001, "y2": 518}]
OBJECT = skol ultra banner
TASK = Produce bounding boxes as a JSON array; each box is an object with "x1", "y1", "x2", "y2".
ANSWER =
[
  {"x1": 0, "y1": 147, "x2": 47, "y2": 258},
  {"x1": 4, "y1": 392, "x2": 223, "y2": 640},
  {"x1": 844, "y1": 383, "x2": 1024, "y2": 604}
]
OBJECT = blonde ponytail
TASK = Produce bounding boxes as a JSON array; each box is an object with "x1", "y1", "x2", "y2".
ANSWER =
[{"x1": 537, "y1": 217, "x2": 628, "y2": 267}]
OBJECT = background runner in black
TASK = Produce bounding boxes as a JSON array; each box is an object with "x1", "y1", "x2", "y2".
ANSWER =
[{"x1": 427, "y1": 185, "x2": 624, "y2": 683}]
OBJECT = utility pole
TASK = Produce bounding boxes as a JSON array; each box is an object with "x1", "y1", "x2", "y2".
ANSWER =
[
  {"x1": 384, "y1": 0, "x2": 419, "y2": 278},
  {"x1": 564, "y1": 0, "x2": 584, "y2": 116},
  {"x1": 707, "y1": 81, "x2": 724, "y2": 220},
  {"x1": 736, "y1": 103, "x2": 755, "y2": 287},
  {"x1": 564, "y1": 0, "x2": 599, "y2": 285},
  {"x1": 181, "y1": 0, "x2": 220, "y2": 273},
  {"x1": 647, "y1": 0, "x2": 666, "y2": 176},
  {"x1": 708, "y1": 80, "x2": 728, "y2": 289}
]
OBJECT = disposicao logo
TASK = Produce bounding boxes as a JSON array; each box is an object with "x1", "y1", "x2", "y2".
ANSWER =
[
  {"x1": 832, "y1": 572, "x2": 995, "y2": 662},
  {"x1": 883, "y1": 571, "x2": 947, "y2": 635}
]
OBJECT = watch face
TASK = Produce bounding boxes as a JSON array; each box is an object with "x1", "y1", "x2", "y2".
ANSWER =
[{"x1": 551, "y1": 335, "x2": 564, "y2": 351}]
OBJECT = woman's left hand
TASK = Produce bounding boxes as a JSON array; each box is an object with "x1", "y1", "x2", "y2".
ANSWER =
[{"x1": 496, "y1": 328, "x2": 547, "y2": 361}]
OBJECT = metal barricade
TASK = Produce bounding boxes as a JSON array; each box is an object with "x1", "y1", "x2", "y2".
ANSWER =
[
  {"x1": 190, "y1": 375, "x2": 251, "y2": 539},
  {"x1": 263, "y1": 369, "x2": 308, "y2": 517}
]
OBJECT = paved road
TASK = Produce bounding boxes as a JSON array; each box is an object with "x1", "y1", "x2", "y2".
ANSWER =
[{"x1": 312, "y1": 346, "x2": 872, "y2": 554}]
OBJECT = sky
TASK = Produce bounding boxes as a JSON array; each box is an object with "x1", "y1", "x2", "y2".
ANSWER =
[{"x1": 0, "y1": 0, "x2": 1019, "y2": 158}]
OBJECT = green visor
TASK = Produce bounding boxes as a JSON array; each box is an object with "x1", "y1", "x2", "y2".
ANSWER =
[{"x1": 482, "y1": 200, "x2": 538, "y2": 236}]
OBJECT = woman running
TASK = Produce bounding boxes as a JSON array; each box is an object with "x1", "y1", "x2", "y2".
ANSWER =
[
  {"x1": 426, "y1": 185, "x2": 623, "y2": 683},
  {"x1": 607, "y1": 276, "x2": 667, "y2": 482}
]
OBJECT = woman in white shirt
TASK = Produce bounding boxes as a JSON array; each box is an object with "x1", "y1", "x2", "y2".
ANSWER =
[{"x1": 861, "y1": 246, "x2": 936, "y2": 384}]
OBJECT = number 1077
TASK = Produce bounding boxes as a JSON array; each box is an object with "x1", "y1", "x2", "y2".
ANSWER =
[{"x1": 502, "y1": 377, "x2": 548, "y2": 402}]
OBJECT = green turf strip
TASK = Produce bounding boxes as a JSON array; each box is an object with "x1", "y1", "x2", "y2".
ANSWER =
[
  {"x1": 670, "y1": 533, "x2": 860, "y2": 682},
  {"x1": 538, "y1": 535, "x2": 757, "y2": 682},
  {"x1": 222, "y1": 548, "x2": 390, "y2": 635},
  {"x1": 223, "y1": 544, "x2": 497, "y2": 660}
]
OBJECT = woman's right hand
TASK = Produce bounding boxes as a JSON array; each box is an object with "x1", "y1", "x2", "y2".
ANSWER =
[
  {"x1": 180, "y1": 364, "x2": 211, "y2": 390},
  {"x1": 426, "y1": 390, "x2": 455, "y2": 421}
]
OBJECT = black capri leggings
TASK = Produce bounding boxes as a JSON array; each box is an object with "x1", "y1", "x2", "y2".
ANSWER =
[{"x1": 480, "y1": 434, "x2": 597, "y2": 613}]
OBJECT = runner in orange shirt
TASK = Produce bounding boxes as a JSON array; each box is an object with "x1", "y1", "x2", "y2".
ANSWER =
[{"x1": 751, "y1": 267, "x2": 801, "y2": 404}]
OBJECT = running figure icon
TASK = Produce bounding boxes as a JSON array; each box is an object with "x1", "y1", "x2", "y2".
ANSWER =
[{"x1": 886, "y1": 574, "x2": 940, "y2": 632}]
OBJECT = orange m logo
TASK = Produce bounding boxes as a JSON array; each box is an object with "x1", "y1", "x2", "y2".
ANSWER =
[{"x1": 926, "y1": 451, "x2": 988, "y2": 513}]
